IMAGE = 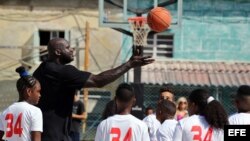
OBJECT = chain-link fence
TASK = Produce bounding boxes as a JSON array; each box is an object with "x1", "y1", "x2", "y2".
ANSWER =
[
  {"x1": 143, "y1": 84, "x2": 238, "y2": 115},
  {"x1": 0, "y1": 79, "x2": 240, "y2": 141}
]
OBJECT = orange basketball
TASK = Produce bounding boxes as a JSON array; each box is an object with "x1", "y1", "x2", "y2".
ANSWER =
[{"x1": 147, "y1": 7, "x2": 172, "y2": 32}]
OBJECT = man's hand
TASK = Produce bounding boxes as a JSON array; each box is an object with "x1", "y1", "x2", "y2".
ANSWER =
[
  {"x1": 84, "y1": 49, "x2": 154, "y2": 88},
  {"x1": 128, "y1": 55, "x2": 155, "y2": 68}
]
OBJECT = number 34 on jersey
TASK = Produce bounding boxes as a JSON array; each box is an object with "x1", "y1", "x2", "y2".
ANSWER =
[
  {"x1": 110, "y1": 127, "x2": 132, "y2": 141},
  {"x1": 4, "y1": 113, "x2": 23, "y2": 138}
]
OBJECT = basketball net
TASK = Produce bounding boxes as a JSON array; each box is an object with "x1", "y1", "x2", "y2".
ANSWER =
[{"x1": 128, "y1": 17, "x2": 150, "y2": 47}]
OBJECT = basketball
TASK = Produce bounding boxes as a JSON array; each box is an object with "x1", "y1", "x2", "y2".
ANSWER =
[{"x1": 147, "y1": 7, "x2": 172, "y2": 32}]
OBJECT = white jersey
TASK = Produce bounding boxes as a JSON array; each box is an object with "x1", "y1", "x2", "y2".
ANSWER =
[
  {"x1": 143, "y1": 114, "x2": 161, "y2": 141},
  {"x1": 95, "y1": 114, "x2": 150, "y2": 141},
  {"x1": 229, "y1": 113, "x2": 250, "y2": 125},
  {"x1": 156, "y1": 119, "x2": 177, "y2": 141},
  {"x1": 173, "y1": 115, "x2": 224, "y2": 141},
  {"x1": 0, "y1": 102, "x2": 43, "y2": 141}
]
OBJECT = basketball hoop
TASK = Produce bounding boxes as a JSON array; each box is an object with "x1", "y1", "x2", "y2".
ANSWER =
[{"x1": 128, "y1": 17, "x2": 150, "y2": 47}]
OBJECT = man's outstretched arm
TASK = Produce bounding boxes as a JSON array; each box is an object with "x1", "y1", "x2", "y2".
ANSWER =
[{"x1": 84, "y1": 56, "x2": 154, "y2": 88}]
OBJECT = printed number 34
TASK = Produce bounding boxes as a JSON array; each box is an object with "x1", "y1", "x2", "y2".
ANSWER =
[
  {"x1": 110, "y1": 127, "x2": 132, "y2": 141},
  {"x1": 191, "y1": 125, "x2": 213, "y2": 141},
  {"x1": 5, "y1": 113, "x2": 23, "y2": 137}
]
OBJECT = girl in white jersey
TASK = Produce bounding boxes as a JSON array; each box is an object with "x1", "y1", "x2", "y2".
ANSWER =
[
  {"x1": 95, "y1": 83, "x2": 150, "y2": 141},
  {"x1": 173, "y1": 89, "x2": 229, "y2": 141},
  {"x1": 0, "y1": 67, "x2": 42, "y2": 141}
]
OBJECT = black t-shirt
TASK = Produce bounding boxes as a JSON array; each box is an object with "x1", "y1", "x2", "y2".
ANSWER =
[
  {"x1": 70, "y1": 100, "x2": 85, "y2": 132},
  {"x1": 33, "y1": 61, "x2": 91, "y2": 141}
]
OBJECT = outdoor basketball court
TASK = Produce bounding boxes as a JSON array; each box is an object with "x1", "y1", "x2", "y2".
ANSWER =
[{"x1": 0, "y1": 0, "x2": 250, "y2": 141}]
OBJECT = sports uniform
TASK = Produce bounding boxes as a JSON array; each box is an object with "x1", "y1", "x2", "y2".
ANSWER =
[
  {"x1": 95, "y1": 114, "x2": 150, "y2": 141},
  {"x1": 0, "y1": 102, "x2": 42, "y2": 141},
  {"x1": 142, "y1": 114, "x2": 161, "y2": 141},
  {"x1": 173, "y1": 115, "x2": 224, "y2": 141},
  {"x1": 229, "y1": 113, "x2": 250, "y2": 125},
  {"x1": 156, "y1": 119, "x2": 177, "y2": 141},
  {"x1": 33, "y1": 62, "x2": 90, "y2": 141}
]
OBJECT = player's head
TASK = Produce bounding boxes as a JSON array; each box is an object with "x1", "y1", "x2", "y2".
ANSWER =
[
  {"x1": 16, "y1": 66, "x2": 41, "y2": 105},
  {"x1": 156, "y1": 99, "x2": 176, "y2": 123},
  {"x1": 188, "y1": 89, "x2": 228, "y2": 129},
  {"x1": 159, "y1": 87, "x2": 174, "y2": 101},
  {"x1": 235, "y1": 85, "x2": 250, "y2": 113},
  {"x1": 47, "y1": 38, "x2": 74, "y2": 64},
  {"x1": 145, "y1": 106, "x2": 154, "y2": 116},
  {"x1": 114, "y1": 83, "x2": 135, "y2": 114}
]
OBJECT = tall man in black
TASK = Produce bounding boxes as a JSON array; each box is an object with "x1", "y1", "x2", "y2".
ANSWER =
[{"x1": 33, "y1": 38, "x2": 154, "y2": 141}]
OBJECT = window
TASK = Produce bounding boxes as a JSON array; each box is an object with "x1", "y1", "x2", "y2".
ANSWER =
[
  {"x1": 144, "y1": 34, "x2": 173, "y2": 59},
  {"x1": 39, "y1": 30, "x2": 65, "y2": 61}
]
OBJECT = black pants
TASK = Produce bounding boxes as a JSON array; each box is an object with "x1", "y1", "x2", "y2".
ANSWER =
[{"x1": 69, "y1": 131, "x2": 80, "y2": 141}]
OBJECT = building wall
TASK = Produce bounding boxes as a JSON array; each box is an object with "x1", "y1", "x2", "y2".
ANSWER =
[
  {"x1": 0, "y1": 0, "x2": 99, "y2": 9},
  {"x1": 0, "y1": 1, "x2": 123, "y2": 109},
  {"x1": 174, "y1": 0, "x2": 250, "y2": 61},
  {"x1": 120, "y1": 0, "x2": 250, "y2": 62},
  {"x1": 0, "y1": 6, "x2": 123, "y2": 76}
]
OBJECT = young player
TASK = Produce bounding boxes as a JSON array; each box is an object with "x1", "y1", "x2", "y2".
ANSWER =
[
  {"x1": 156, "y1": 100, "x2": 177, "y2": 141},
  {"x1": 0, "y1": 66, "x2": 43, "y2": 141},
  {"x1": 229, "y1": 85, "x2": 250, "y2": 124},
  {"x1": 159, "y1": 87, "x2": 175, "y2": 101},
  {"x1": 173, "y1": 89, "x2": 229, "y2": 141},
  {"x1": 142, "y1": 87, "x2": 175, "y2": 141},
  {"x1": 95, "y1": 83, "x2": 150, "y2": 141},
  {"x1": 142, "y1": 112, "x2": 161, "y2": 141},
  {"x1": 145, "y1": 106, "x2": 154, "y2": 116}
]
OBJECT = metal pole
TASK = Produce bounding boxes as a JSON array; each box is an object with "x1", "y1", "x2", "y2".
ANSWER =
[
  {"x1": 76, "y1": 39, "x2": 80, "y2": 69},
  {"x1": 83, "y1": 21, "x2": 90, "y2": 134}
]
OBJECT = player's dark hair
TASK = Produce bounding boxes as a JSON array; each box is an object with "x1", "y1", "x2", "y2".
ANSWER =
[
  {"x1": 16, "y1": 66, "x2": 37, "y2": 96},
  {"x1": 237, "y1": 85, "x2": 250, "y2": 96},
  {"x1": 114, "y1": 83, "x2": 135, "y2": 114},
  {"x1": 102, "y1": 100, "x2": 115, "y2": 120},
  {"x1": 159, "y1": 87, "x2": 173, "y2": 94},
  {"x1": 145, "y1": 106, "x2": 154, "y2": 113},
  {"x1": 189, "y1": 89, "x2": 229, "y2": 129},
  {"x1": 235, "y1": 85, "x2": 250, "y2": 112},
  {"x1": 159, "y1": 87, "x2": 174, "y2": 100},
  {"x1": 157, "y1": 100, "x2": 176, "y2": 123},
  {"x1": 115, "y1": 83, "x2": 134, "y2": 102}
]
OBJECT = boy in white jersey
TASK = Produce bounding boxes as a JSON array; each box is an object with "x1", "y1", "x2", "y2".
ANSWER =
[
  {"x1": 142, "y1": 87, "x2": 175, "y2": 141},
  {"x1": 0, "y1": 67, "x2": 42, "y2": 141},
  {"x1": 156, "y1": 100, "x2": 177, "y2": 141},
  {"x1": 143, "y1": 114, "x2": 161, "y2": 141},
  {"x1": 173, "y1": 89, "x2": 229, "y2": 141},
  {"x1": 229, "y1": 85, "x2": 250, "y2": 124},
  {"x1": 95, "y1": 83, "x2": 150, "y2": 141}
]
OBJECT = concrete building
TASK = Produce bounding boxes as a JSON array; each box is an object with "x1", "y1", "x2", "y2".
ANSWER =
[{"x1": 0, "y1": 0, "x2": 123, "y2": 112}]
